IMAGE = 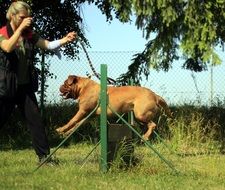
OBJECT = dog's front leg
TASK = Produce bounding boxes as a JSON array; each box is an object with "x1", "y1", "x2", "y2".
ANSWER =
[
  {"x1": 56, "y1": 110, "x2": 87, "y2": 134},
  {"x1": 63, "y1": 118, "x2": 87, "y2": 136}
]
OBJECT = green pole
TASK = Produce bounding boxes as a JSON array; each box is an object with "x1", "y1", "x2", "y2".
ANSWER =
[
  {"x1": 128, "y1": 78, "x2": 134, "y2": 125},
  {"x1": 100, "y1": 64, "x2": 108, "y2": 172}
]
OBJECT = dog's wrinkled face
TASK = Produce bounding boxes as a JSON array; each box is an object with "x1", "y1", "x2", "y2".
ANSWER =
[{"x1": 60, "y1": 75, "x2": 78, "y2": 99}]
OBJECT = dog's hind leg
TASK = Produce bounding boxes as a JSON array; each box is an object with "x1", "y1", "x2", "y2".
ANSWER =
[
  {"x1": 142, "y1": 121, "x2": 156, "y2": 141},
  {"x1": 133, "y1": 106, "x2": 157, "y2": 141}
]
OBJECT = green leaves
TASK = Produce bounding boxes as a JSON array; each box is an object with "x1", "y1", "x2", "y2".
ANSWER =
[
  {"x1": 112, "y1": 0, "x2": 225, "y2": 82},
  {"x1": 2, "y1": 0, "x2": 225, "y2": 83},
  {"x1": 161, "y1": 5, "x2": 178, "y2": 27},
  {"x1": 108, "y1": 0, "x2": 132, "y2": 22},
  {"x1": 181, "y1": 1, "x2": 221, "y2": 66}
]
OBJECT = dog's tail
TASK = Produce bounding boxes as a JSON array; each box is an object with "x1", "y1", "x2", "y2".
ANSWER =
[{"x1": 156, "y1": 95, "x2": 173, "y2": 118}]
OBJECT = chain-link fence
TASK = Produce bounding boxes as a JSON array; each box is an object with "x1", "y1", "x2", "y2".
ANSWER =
[{"x1": 38, "y1": 51, "x2": 225, "y2": 107}]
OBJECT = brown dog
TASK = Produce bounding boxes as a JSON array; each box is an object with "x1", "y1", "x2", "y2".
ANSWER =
[{"x1": 56, "y1": 75, "x2": 172, "y2": 140}]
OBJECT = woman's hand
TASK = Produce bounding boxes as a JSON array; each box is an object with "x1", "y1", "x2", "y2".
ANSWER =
[
  {"x1": 17, "y1": 17, "x2": 33, "y2": 33},
  {"x1": 62, "y1": 31, "x2": 77, "y2": 44}
]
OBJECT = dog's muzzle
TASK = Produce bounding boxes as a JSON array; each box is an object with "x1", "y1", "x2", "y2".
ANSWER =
[{"x1": 59, "y1": 85, "x2": 71, "y2": 99}]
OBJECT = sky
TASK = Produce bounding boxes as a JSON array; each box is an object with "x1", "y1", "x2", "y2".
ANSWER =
[{"x1": 80, "y1": 3, "x2": 147, "y2": 52}]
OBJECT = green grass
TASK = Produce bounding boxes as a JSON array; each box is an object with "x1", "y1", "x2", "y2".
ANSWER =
[
  {"x1": 1, "y1": 105, "x2": 225, "y2": 189},
  {"x1": 1, "y1": 143, "x2": 225, "y2": 190}
]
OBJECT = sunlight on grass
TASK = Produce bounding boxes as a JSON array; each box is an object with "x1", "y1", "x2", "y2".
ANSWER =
[{"x1": 1, "y1": 142, "x2": 225, "y2": 190}]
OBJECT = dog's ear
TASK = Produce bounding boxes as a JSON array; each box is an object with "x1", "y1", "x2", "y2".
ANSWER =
[{"x1": 67, "y1": 75, "x2": 77, "y2": 85}]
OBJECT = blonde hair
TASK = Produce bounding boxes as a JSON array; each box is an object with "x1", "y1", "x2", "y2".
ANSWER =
[{"x1": 6, "y1": 1, "x2": 31, "y2": 20}]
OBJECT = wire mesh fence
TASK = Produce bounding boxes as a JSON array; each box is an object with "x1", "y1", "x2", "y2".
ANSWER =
[{"x1": 37, "y1": 51, "x2": 225, "y2": 107}]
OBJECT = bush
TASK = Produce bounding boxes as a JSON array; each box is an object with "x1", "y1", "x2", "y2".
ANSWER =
[{"x1": 1, "y1": 103, "x2": 225, "y2": 153}]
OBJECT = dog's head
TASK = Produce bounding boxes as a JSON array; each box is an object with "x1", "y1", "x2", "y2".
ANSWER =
[{"x1": 60, "y1": 75, "x2": 79, "y2": 99}]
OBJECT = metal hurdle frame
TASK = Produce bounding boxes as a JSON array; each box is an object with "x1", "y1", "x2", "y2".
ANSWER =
[{"x1": 99, "y1": 64, "x2": 178, "y2": 174}]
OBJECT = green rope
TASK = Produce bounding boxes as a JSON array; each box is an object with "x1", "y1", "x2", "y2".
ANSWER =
[
  {"x1": 33, "y1": 102, "x2": 100, "y2": 173},
  {"x1": 153, "y1": 131, "x2": 178, "y2": 156},
  {"x1": 108, "y1": 105, "x2": 179, "y2": 174},
  {"x1": 80, "y1": 140, "x2": 101, "y2": 169}
]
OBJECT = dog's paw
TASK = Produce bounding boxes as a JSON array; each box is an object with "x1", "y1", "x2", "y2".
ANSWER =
[
  {"x1": 56, "y1": 127, "x2": 64, "y2": 135},
  {"x1": 64, "y1": 129, "x2": 74, "y2": 136},
  {"x1": 141, "y1": 135, "x2": 149, "y2": 142}
]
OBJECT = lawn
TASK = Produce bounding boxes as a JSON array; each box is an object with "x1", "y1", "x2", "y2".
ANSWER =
[{"x1": 1, "y1": 142, "x2": 225, "y2": 190}]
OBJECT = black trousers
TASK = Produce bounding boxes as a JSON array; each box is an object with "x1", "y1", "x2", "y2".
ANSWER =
[{"x1": 0, "y1": 84, "x2": 50, "y2": 158}]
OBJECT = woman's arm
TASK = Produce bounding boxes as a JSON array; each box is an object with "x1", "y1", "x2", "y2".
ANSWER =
[
  {"x1": 35, "y1": 31, "x2": 77, "y2": 50},
  {"x1": 0, "y1": 17, "x2": 32, "y2": 53}
]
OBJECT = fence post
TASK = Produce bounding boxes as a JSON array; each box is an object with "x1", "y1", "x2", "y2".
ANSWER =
[
  {"x1": 210, "y1": 64, "x2": 214, "y2": 106},
  {"x1": 40, "y1": 51, "x2": 45, "y2": 116},
  {"x1": 100, "y1": 64, "x2": 108, "y2": 172}
]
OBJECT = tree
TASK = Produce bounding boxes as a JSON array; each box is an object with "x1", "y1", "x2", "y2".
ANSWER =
[
  {"x1": 1, "y1": 0, "x2": 225, "y2": 85},
  {"x1": 90, "y1": 0, "x2": 225, "y2": 84}
]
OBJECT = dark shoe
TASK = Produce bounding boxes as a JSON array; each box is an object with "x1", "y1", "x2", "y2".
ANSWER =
[{"x1": 38, "y1": 155, "x2": 59, "y2": 166}]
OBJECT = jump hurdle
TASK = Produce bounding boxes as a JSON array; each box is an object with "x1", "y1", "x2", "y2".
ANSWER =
[{"x1": 99, "y1": 64, "x2": 178, "y2": 174}]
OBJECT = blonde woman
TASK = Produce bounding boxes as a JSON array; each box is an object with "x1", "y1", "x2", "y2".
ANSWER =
[{"x1": 0, "y1": 1, "x2": 76, "y2": 165}]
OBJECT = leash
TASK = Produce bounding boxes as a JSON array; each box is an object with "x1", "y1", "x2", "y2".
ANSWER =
[{"x1": 78, "y1": 38, "x2": 116, "y2": 85}]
